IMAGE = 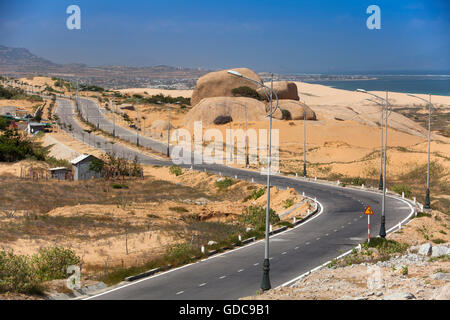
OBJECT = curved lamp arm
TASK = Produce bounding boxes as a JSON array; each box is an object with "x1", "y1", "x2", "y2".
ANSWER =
[
  {"x1": 228, "y1": 70, "x2": 279, "y2": 117},
  {"x1": 407, "y1": 93, "x2": 436, "y2": 110}
]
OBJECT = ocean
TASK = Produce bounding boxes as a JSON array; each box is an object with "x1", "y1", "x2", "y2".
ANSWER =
[{"x1": 302, "y1": 75, "x2": 450, "y2": 96}]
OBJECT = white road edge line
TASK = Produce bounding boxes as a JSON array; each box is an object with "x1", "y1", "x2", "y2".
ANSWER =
[
  {"x1": 277, "y1": 196, "x2": 415, "y2": 288},
  {"x1": 84, "y1": 198, "x2": 325, "y2": 300}
]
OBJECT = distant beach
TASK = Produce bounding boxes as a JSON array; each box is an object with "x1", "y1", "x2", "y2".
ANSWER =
[{"x1": 303, "y1": 75, "x2": 450, "y2": 96}]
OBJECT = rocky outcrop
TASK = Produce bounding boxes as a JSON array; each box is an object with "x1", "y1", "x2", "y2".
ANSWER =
[
  {"x1": 257, "y1": 81, "x2": 299, "y2": 101},
  {"x1": 151, "y1": 120, "x2": 172, "y2": 131},
  {"x1": 191, "y1": 68, "x2": 262, "y2": 107},
  {"x1": 184, "y1": 97, "x2": 267, "y2": 129},
  {"x1": 271, "y1": 100, "x2": 316, "y2": 120}
]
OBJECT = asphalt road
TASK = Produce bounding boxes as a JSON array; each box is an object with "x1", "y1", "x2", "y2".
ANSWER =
[{"x1": 55, "y1": 98, "x2": 415, "y2": 300}]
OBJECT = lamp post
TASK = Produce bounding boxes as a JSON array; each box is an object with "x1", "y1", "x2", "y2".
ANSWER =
[
  {"x1": 228, "y1": 70, "x2": 279, "y2": 291},
  {"x1": 136, "y1": 105, "x2": 140, "y2": 147},
  {"x1": 357, "y1": 89, "x2": 385, "y2": 191},
  {"x1": 356, "y1": 89, "x2": 391, "y2": 238},
  {"x1": 167, "y1": 106, "x2": 171, "y2": 157},
  {"x1": 407, "y1": 93, "x2": 434, "y2": 210},
  {"x1": 303, "y1": 105, "x2": 307, "y2": 177}
]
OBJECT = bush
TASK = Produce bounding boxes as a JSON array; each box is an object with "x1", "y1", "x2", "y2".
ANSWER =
[
  {"x1": 283, "y1": 198, "x2": 294, "y2": 209},
  {"x1": 169, "y1": 165, "x2": 182, "y2": 176},
  {"x1": 391, "y1": 184, "x2": 412, "y2": 198},
  {"x1": 0, "y1": 247, "x2": 80, "y2": 294},
  {"x1": 231, "y1": 86, "x2": 263, "y2": 100},
  {"x1": 0, "y1": 116, "x2": 11, "y2": 131},
  {"x1": 281, "y1": 109, "x2": 292, "y2": 120},
  {"x1": 112, "y1": 183, "x2": 129, "y2": 189},
  {"x1": 241, "y1": 206, "x2": 279, "y2": 229},
  {"x1": 0, "y1": 130, "x2": 48, "y2": 162},
  {"x1": 32, "y1": 247, "x2": 80, "y2": 282},
  {"x1": 362, "y1": 238, "x2": 408, "y2": 256},
  {"x1": 215, "y1": 178, "x2": 235, "y2": 191},
  {"x1": 214, "y1": 115, "x2": 233, "y2": 125},
  {"x1": 351, "y1": 177, "x2": 366, "y2": 186},
  {"x1": 164, "y1": 243, "x2": 200, "y2": 266},
  {"x1": 245, "y1": 188, "x2": 265, "y2": 201},
  {"x1": 0, "y1": 251, "x2": 41, "y2": 294}
]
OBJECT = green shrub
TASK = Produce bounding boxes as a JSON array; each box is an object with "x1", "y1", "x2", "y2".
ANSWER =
[
  {"x1": 215, "y1": 178, "x2": 235, "y2": 191},
  {"x1": 0, "y1": 247, "x2": 79, "y2": 294},
  {"x1": 231, "y1": 86, "x2": 263, "y2": 100},
  {"x1": 362, "y1": 238, "x2": 408, "y2": 256},
  {"x1": 281, "y1": 109, "x2": 292, "y2": 120},
  {"x1": 0, "y1": 251, "x2": 41, "y2": 294},
  {"x1": 245, "y1": 188, "x2": 265, "y2": 201},
  {"x1": 169, "y1": 206, "x2": 189, "y2": 213},
  {"x1": 164, "y1": 243, "x2": 200, "y2": 266},
  {"x1": 32, "y1": 247, "x2": 80, "y2": 282},
  {"x1": 241, "y1": 206, "x2": 279, "y2": 229},
  {"x1": 351, "y1": 177, "x2": 366, "y2": 186},
  {"x1": 0, "y1": 130, "x2": 48, "y2": 162},
  {"x1": 283, "y1": 199, "x2": 294, "y2": 209},
  {"x1": 391, "y1": 184, "x2": 412, "y2": 198},
  {"x1": 169, "y1": 165, "x2": 182, "y2": 176},
  {"x1": 112, "y1": 183, "x2": 129, "y2": 189}
]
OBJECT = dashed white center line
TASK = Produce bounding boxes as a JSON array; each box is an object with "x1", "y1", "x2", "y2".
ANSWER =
[
  {"x1": 254, "y1": 263, "x2": 259, "y2": 266},
  {"x1": 269, "y1": 257, "x2": 274, "y2": 260},
  {"x1": 325, "y1": 233, "x2": 329, "y2": 236},
  {"x1": 282, "y1": 252, "x2": 287, "y2": 255},
  {"x1": 334, "y1": 229, "x2": 338, "y2": 232},
  {"x1": 294, "y1": 247, "x2": 299, "y2": 250},
  {"x1": 348, "y1": 222, "x2": 352, "y2": 225},
  {"x1": 316, "y1": 238, "x2": 320, "y2": 241},
  {"x1": 341, "y1": 226, "x2": 345, "y2": 228},
  {"x1": 176, "y1": 291, "x2": 184, "y2": 295},
  {"x1": 199, "y1": 283, "x2": 206, "y2": 287},
  {"x1": 306, "y1": 242, "x2": 311, "y2": 245},
  {"x1": 238, "y1": 269, "x2": 244, "y2": 273},
  {"x1": 219, "y1": 276, "x2": 226, "y2": 279}
]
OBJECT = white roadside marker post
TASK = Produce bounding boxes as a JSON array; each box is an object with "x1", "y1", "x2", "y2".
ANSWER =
[
  {"x1": 201, "y1": 246, "x2": 205, "y2": 254},
  {"x1": 368, "y1": 213, "x2": 371, "y2": 244}
]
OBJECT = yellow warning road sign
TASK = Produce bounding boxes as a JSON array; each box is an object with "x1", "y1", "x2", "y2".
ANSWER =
[{"x1": 364, "y1": 206, "x2": 374, "y2": 215}]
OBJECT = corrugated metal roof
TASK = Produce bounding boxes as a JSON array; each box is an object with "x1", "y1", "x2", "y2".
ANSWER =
[
  {"x1": 50, "y1": 167, "x2": 70, "y2": 171},
  {"x1": 70, "y1": 154, "x2": 92, "y2": 165}
]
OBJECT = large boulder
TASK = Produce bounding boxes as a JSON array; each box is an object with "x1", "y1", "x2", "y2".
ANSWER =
[
  {"x1": 184, "y1": 97, "x2": 267, "y2": 129},
  {"x1": 271, "y1": 100, "x2": 316, "y2": 120},
  {"x1": 257, "y1": 81, "x2": 299, "y2": 101},
  {"x1": 191, "y1": 68, "x2": 262, "y2": 107},
  {"x1": 151, "y1": 120, "x2": 173, "y2": 131}
]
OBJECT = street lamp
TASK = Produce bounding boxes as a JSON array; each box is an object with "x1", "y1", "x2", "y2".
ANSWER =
[
  {"x1": 356, "y1": 89, "x2": 391, "y2": 238},
  {"x1": 357, "y1": 89, "x2": 385, "y2": 191},
  {"x1": 407, "y1": 93, "x2": 435, "y2": 210},
  {"x1": 228, "y1": 70, "x2": 279, "y2": 291},
  {"x1": 167, "y1": 106, "x2": 171, "y2": 157}
]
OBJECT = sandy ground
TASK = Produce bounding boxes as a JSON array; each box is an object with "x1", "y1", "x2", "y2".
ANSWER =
[{"x1": 118, "y1": 88, "x2": 192, "y2": 98}]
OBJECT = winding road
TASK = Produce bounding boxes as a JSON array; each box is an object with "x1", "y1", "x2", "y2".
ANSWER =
[{"x1": 55, "y1": 97, "x2": 415, "y2": 300}]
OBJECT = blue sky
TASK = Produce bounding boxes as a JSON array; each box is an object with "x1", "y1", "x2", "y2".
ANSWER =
[{"x1": 0, "y1": 0, "x2": 449, "y2": 73}]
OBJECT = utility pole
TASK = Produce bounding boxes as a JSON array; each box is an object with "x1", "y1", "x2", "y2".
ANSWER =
[
  {"x1": 380, "y1": 90, "x2": 391, "y2": 238},
  {"x1": 136, "y1": 105, "x2": 140, "y2": 147},
  {"x1": 167, "y1": 106, "x2": 171, "y2": 157},
  {"x1": 356, "y1": 89, "x2": 390, "y2": 238},
  {"x1": 303, "y1": 108, "x2": 307, "y2": 177},
  {"x1": 245, "y1": 104, "x2": 249, "y2": 168},
  {"x1": 227, "y1": 70, "x2": 279, "y2": 291},
  {"x1": 408, "y1": 93, "x2": 434, "y2": 210}
]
